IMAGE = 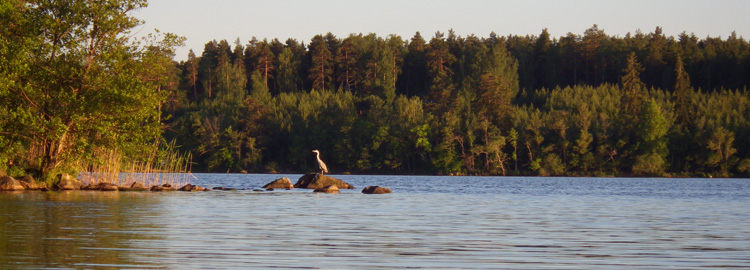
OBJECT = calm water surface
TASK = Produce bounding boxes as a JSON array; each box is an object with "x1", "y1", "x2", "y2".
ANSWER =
[{"x1": 2, "y1": 174, "x2": 749, "y2": 269}]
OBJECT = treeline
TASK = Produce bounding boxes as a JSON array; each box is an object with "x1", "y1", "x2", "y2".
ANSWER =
[{"x1": 163, "y1": 26, "x2": 750, "y2": 177}]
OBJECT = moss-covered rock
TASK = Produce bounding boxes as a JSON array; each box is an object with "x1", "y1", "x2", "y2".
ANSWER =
[{"x1": 56, "y1": 174, "x2": 82, "y2": 190}]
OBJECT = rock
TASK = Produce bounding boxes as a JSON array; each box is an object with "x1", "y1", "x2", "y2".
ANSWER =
[
  {"x1": 96, "y1": 182, "x2": 119, "y2": 191},
  {"x1": 362, "y1": 186, "x2": 392, "y2": 194},
  {"x1": 313, "y1": 185, "x2": 339, "y2": 194},
  {"x1": 130, "y1": 182, "x2": 147, "y2": 190},
  {"x1": 0, "y1": 176, "x2": 24, "y2": 191},
  {"x1": 262, "y1": 177, "x2": 294, "y2": 190},
  {"x1": 56, "y1": 173, "x2": 82, "y2": 190},
  {"x1": 119, "y1": 182, "x2": 148, "y2": 191},
  {"x1": 178, "y1": 184, "x2": 209, "y2": 191},
  {"x1": 83, "y1": 182, "x2": 115, "y2": 191},
  {"x1": 212, "y1": 187, "x2": 237, "y2": 191},
  {"x1": 294, "y1": 173, "x2": 355, "y2": 190},
  {"x1": 18, "y1": 175, "x2": 46, "y2": 190},
  {"x1": 150, "y1": 184, "x2": 175, "y2": 191}
]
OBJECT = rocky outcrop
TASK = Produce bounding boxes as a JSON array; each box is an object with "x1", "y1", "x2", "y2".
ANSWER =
[
  {"x1": 56, "y1": 173, "x2": 82, "y2": 190},
  {"x1": 313, "y1": 185, "x2": 339, "y2": 194},
  {"x1": 362, "y1": 186, "x2": 392, "y2": 194},
  {"x1": 18, "y1": 175, "x2": 46, "y2": 190},
  {"x1": 294, "y1": 173, "x2": 355, "y2": 190},
  {"x1": 0, "y1": 176, "x2": 24, "y2": 191},
  {"x1": 263, "y1": 177, "x2": 294, "y2": 190},
  {"x1": 178, "y1": 184, "x2": 209, "y2": 191}
]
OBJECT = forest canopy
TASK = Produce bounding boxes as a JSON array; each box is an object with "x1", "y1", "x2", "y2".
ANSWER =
[
  {"x1": 1, "y1": 0, "x2": 748, "y2": 180},
  {"x1": 162, "y1": 26, "x2": 750, "y2": 177}
]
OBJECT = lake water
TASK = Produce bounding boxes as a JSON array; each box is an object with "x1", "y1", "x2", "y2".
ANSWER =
[{"x1": 2, "y1": 174, "x2": 749, "y2": 269}]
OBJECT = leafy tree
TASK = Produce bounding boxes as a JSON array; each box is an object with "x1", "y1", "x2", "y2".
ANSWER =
[
  {"x1": 705, "y1": 127, "x2": 737, "y2": 176},
  {"x1": 0, "y1": 0, "x2": 183, "y2": 180},
  {"x1": 632, "y1": 99, "x2": 670, "y2": 175}
]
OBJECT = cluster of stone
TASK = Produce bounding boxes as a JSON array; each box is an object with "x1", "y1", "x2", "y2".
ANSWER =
[
  {"x1": 0, "y1": 169, "x2": 209, "y2": 192},
  {"x1": 256, "y1": 173, "x2": 392, "y2": 194}
]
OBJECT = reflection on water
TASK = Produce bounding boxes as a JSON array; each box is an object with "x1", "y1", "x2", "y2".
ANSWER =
[
  {"x1": 0, "y1": 191, "x2": 165, "y2": 269},
  {"x1": 2, "y1": 175, "x2": 750, "y2": 269}
]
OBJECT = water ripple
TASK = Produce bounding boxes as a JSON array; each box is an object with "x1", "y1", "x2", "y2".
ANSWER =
[{"x1": 2, "y1": 175, "x2": 750, "y2": 269}]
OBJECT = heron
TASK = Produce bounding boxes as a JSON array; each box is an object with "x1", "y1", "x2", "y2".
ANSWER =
[{"x1": 312, "y1": 150, "x2": 329, "y2": 175}]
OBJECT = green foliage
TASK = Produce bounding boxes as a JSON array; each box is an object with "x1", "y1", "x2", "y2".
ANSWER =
[
  {"x1": 704, "y1": 127, "x2": 737, "y2": 176},
  {"x1": 168, "y1": 28, "x2": 750, "y2": 177},
  {"x1": 738, "y1": 159, "x2": 750, "y2": 176},
  {"x1": 539, "y1": 153, "x2": 565, "y2": 176},
  {"x1": 0, "y1": 0, "x2": 183, "y2": 180},
  {"x1": 632, "y1": 153, "x2": 667, "y2": 176},
  {"x1": 9, "y1": 8, "x2": 748, "y2": 178}
]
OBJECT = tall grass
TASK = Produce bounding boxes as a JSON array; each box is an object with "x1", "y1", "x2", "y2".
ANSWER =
[{"x1": 78, "y1": 141, "x2": 192, "y2": 188}]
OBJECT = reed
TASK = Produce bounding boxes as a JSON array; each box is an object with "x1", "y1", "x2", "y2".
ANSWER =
[{"x1": 78, "y1": 141, "x2": 192, "y2": 189}]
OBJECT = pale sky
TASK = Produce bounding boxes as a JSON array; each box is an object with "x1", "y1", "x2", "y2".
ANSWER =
[{"x1": 132, "y1": 0, "x2": 750, "y2": 61}]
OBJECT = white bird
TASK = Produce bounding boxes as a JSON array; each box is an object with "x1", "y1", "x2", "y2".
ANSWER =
[{"x1": 312, "y1": 150, "x2": 329, "y2": 175}]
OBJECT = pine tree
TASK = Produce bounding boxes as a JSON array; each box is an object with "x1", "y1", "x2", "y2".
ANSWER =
[
  {"x1": 402, "y1": 32, "x2": 427, "y2": 96},
  {"x1": 276, "y1": 47, "x2": 299, "y2": 93},
  {"x1": 673, "y1": 55, "x2": 693, "y2": 125},
  {"x1": 621, "y1": 52, "x2": 646, "y2": 122},
  {"x1": 186, "y1": 49, "x2": 200, "y2": 101},
  {"x1": 425, "y1": 32, "x2": 456, "y2": 113},
  {"x1": 308, "y1": 35, "x2": 333, "y2": 90}
]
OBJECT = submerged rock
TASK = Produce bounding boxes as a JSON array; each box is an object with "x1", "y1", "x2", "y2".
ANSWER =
[
  {"x1": 56, "y1": 174, "x2": 82, "y2": 190},
  {"x1": 262, "y1": 177, "x2": 294, "y2": 190},
  {"x1": 0, "y1": 176, "x2": 24, "y2": 191},
  {"x1": 294, "y1": 173, "x2": 355, "y2": 190},
  {"x1": 178, "y1": 184, "x2": 209, "y2": 191},
  {"x1": 362, "y1": 186, "x2": 392, "y2": 194},
  {"x1": 212, "y1": 187, "x2": 237, "y2": 191},
  {"x1": 313, "y1": 185, "x2": 339, "y2": 194}
]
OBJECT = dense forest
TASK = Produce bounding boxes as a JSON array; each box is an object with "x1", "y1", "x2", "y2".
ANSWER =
[
  {"x1": 162, "y1": 26, "x2": 750, "y2": 177},
  {"x1": 1, "y1": 0, "x2": 749, "y2": 180}
]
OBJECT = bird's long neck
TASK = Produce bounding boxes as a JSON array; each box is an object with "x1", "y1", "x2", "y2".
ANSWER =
[{"x1": 315, "y1": 152, "x2": 321, "y2": 161}]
